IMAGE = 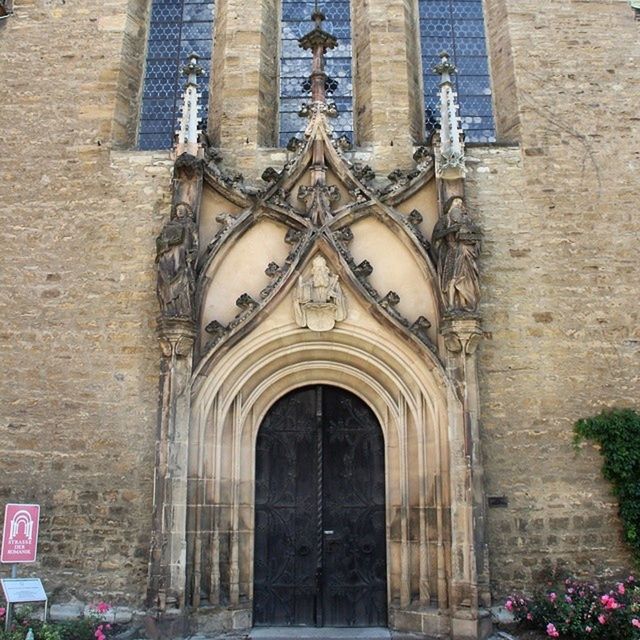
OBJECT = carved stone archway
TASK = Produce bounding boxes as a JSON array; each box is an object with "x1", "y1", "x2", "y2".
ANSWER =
[{"x1": 179, "y1": 322, "x2": 471, "y2": 637}]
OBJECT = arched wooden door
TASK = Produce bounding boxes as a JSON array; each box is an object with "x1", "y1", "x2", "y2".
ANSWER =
[{"x1": 253, "y1": 385, "x2": 387, "y2": 627}]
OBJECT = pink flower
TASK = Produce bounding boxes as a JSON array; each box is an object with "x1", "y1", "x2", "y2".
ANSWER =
[
  {"x1": 527, "y1": 613, "x2": 533, "y2": 621},
  {"x1": 617, "y1": 582, "x2": 625, "y2": 595},
  {"x1": 600, "y1": 594, "x2": 619, "y2": 608},
  {"x1": 0, "y1": 607, "x2": 5, "y2": 619},
  {"x1": 549, "y1": 592, "x2": 557, "y2": 603},
  {"x1": 564, "y1": 595, "x2": 572, "y2": 603},
  {"x1": 95, "y1": 602, "x2": 111, "y2": 614},
  {"x1": 546, "y1": 622, "x2": 560, "y2": 638},
  {"x1": 629, "y1": 575, "x2": 636, "y2": 583},
  {"x1": 632, "y1": 618, "x2": 640, "y2": 628},
  {"x1": 505, "y1": 599, "x2": 513, "y2": 611},
  {"x1": 585, "y1": 626, "x2": 592, "y2": 633},
  {"x1": 598, "y1": 614, "x2": 606, "y2": 624}
]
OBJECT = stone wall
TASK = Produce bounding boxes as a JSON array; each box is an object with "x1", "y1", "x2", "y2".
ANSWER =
[
  {"x1": 0, "y1": 0, "x2": 170, "y2": 601},
  {"x1": 0, "y1": 0, "x2": 639, "y2": 611},
  {"x1": 471, "y1": 0, "x2": 640, "y2": 597}
]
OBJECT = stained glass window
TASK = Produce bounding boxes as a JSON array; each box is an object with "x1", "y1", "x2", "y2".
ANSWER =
[
  {"x1": 280, "y1": 0, "x2": 353, "y2": 147},
  {"x1": 138, "y1": 0, "x2": 215, "y2": 150},
  {"x1": 419, "y1": 0, "x2": 495, "y2": 143}
]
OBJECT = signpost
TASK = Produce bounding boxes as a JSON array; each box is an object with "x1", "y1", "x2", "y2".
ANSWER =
[
  {"x1": 1, "y1": 504, "x2": 40, "y2": 564},
  {"x1": 1, "y1": 504, "x2": 45, "y2": 630}
]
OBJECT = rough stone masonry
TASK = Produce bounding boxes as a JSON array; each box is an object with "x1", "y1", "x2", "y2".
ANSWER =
[{"x1": 0, "y1": 0, "x2": 638, "y2": 614}]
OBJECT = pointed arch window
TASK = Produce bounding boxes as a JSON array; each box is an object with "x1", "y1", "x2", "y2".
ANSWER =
[
  {"x1": 279, "y1": 1, "x2": 353, "y2": 146},
  {"x1": 419, "y1": 0, "x2": 495, "y2": 143},
  {"x1": 138, "y1": 0, "x2": 215, "y2": 150}
]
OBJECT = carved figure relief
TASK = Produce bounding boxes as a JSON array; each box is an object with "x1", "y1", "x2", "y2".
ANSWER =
[
  {"x1": 156, "y1": 202, "x2": 199, "y2": 320},
  {"x1": 293, "y1": 256, "x2": 347, "y2": 331},
  {"x1": 432, "y1": 196, "x2": 481, "y2": 315}
]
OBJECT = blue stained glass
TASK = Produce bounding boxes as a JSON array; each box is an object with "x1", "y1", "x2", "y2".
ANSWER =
[
  {"x1": 138, "y1": 0, "x2": 215, "y2": 150},
  {"x1": 151, "y1": 4, "x2": 182, "y2": 21},
  {"x1": 419, "y1": 0, "x2": 495, "y2": 143},
  {"x1": 450, "y1": 2, "x2": 484, "y2": 19},
  {"x1": 279, "y1": 0, "x2": 353, "y2": 147},
  {"x1": 457, "y1": 75, "x2": 492, "y2": 96},
  {"x1": 453, "y1": 20, "x2": 485, "y2": 38},
  {"x1": 183, "y1": 3, "x2": 213, "y2": 19}
]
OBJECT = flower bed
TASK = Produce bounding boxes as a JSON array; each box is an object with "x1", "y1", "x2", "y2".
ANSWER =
[
  {"x1": 507, "y1": 576, "x2": 640, "y2": 639},
  {"x1": 0, "y1": 602, "x2": 115, "y2": 640}
]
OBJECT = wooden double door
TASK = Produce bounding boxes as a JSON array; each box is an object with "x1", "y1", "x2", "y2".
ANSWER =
[{"x1": 253, "y1": 386, "x2": 387, "y2": 627}]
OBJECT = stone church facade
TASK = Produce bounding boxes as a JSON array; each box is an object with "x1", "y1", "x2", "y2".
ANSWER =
[{"x1": 0, "y1": 1, "x2": 639, "y2": 639}]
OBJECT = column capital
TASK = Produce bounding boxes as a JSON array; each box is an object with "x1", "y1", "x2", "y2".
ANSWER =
[
  {"x1": 157, "y1": 317, "x2": 196, "y2": 358},
  {"x1": 441, "y1": 316, "x2": 482, "y2": 355}
]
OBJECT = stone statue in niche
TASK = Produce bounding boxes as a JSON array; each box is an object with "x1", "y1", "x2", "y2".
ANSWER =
[
  {"x1": 156, "y1": 202, "x2": 199, "y2": 320},
  {"x1": 432, "y1": 196, "x2": 481, "y2": 315},
  {"x1": 293, "y1": 256, "x2": 347, "y2": 331}
]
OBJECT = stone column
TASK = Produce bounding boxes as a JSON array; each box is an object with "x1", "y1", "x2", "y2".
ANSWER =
[
  {"x1": 355, "y1": 0, "x2": 422, "y2": 171},
  {"x1": 148, "y1": 149, "x2": 202, "y2": 610},
  {"x1": 148, "y1": 318, "x2": 196, "y2": 610},
  {"x1": 441, "y1": 317, "x2": 491, "y2": 640},
  {"x1": 208, "y1": 0, "x2": 279, "y2": 170}
]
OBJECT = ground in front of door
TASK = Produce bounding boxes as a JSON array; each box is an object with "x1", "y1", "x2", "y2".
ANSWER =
[{"x1": 170, "y1": 626, "x2": 542, "y2": 640}]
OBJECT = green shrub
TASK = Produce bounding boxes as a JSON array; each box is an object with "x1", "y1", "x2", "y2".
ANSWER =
[
  {"x1": 0, "y1": 602, "x2": 113, "y2": 640},
  {"x1": 574, "y1": 408, "x2": 640, "y2": 564}
]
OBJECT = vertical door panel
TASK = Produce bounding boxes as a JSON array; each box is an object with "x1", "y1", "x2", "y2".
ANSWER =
[
  {"x1": 254, "y1": 387, "x2": 318, "y2": 626},
  {"x1": 322, "y1": 387, "x2": 387, "y2": 627}
]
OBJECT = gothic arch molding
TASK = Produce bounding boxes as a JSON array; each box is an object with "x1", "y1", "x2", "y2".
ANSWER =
[{"x1": 186, "y1": 323, "x2": 473, "y2": 634}]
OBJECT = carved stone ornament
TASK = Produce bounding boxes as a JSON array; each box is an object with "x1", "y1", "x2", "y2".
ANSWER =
[
  {"x1": 156, "y1": 202, "x2": 198, "y2": 320},
  {"x1": 441, "y1": 317, "x2": 483, "y2": 355},
  {"x1": 432, "y1": 196, "x2": 481, "y2": 315},
  {"x1": 157, "y1": 317, "x2": 196, "y2": 358},
  {"x1": 293, "y1": 255, "x2": 347, "y2": 331}
]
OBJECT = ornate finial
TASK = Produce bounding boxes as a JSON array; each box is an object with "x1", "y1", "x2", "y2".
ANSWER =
[
  {"x1": 433, "y1": 51, "x2": 457, "y2": 78},
  {"x1": 176, "y1": 52, "x2": 204, "y2": 156},
  {"x1": 433, "y1": 52, "x2": 465, "y2": 180},
  {"x1": 182, "y1": 52, "x2": 204, "y2": 79},
  {"x1": 311, "y1": 9, "x2": 325, "y2": 27},
  {"x1": 298, "y1": 11, "x2": 338, "y2": 54}
]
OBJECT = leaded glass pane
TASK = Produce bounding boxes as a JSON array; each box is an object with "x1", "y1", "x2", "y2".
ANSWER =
[
  {"x1": 419, "y1": 0, "x2": 495, "y2": 143},
  {"x1": 279, "y1": 0, "x2": 353, "y2": 147},
  {"x1": 138, "y1": 0, "x2": 215, "y2": 150}
]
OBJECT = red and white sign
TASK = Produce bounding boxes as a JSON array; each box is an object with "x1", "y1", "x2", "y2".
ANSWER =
[{"x1": 1, "y1": 504, "x2": 40, "y2": 563}]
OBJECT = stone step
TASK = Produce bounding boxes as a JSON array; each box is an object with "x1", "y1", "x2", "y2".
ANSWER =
[{"x1": 250, "y1": 628, "x2": 391, "y2": 640}]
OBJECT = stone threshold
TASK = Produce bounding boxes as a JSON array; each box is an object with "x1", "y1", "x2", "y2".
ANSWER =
[{"x1": 250, "y1": 628, "x2": 391, "y2": 639}]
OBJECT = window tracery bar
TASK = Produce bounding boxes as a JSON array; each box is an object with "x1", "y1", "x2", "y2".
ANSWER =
[
  {"x1": 280, "y1": 0, "x2": 353, "y2": 146},
  {"x1": 138, "y1": 0, "x2": 215, "y2": 150},
  {"x1": 419, "y1": 0, "x2": 495, "y2": 143}
]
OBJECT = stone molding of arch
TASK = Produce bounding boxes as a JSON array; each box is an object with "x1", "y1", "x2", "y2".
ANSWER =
[{"x1": 180, "y1": 323, "x2": 481, "y2": 637}]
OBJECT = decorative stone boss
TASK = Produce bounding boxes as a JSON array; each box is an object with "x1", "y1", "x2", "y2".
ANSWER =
[{"x1": 293, "y1": 256, "x2": 347, "y2": 331}]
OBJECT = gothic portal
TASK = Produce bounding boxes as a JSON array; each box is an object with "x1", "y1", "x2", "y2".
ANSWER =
[{"x1": 149, "y1": 12, "x2": 489, "y2": 640}]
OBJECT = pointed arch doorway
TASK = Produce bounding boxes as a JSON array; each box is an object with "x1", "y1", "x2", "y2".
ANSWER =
[{"x1": 253, "y1": 385, "x2": 387, "y2": 628}]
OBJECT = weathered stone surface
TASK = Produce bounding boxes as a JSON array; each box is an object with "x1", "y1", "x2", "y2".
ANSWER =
[
  {"x1": 0, "y1": 1, "x2": 170, "y2": 604},
  {"x1": 0, "y1": 0, "x2": 638, "y2": 625},
  {"x1": 50, "y1": 601, "x2": 85, "y2": 621}
]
